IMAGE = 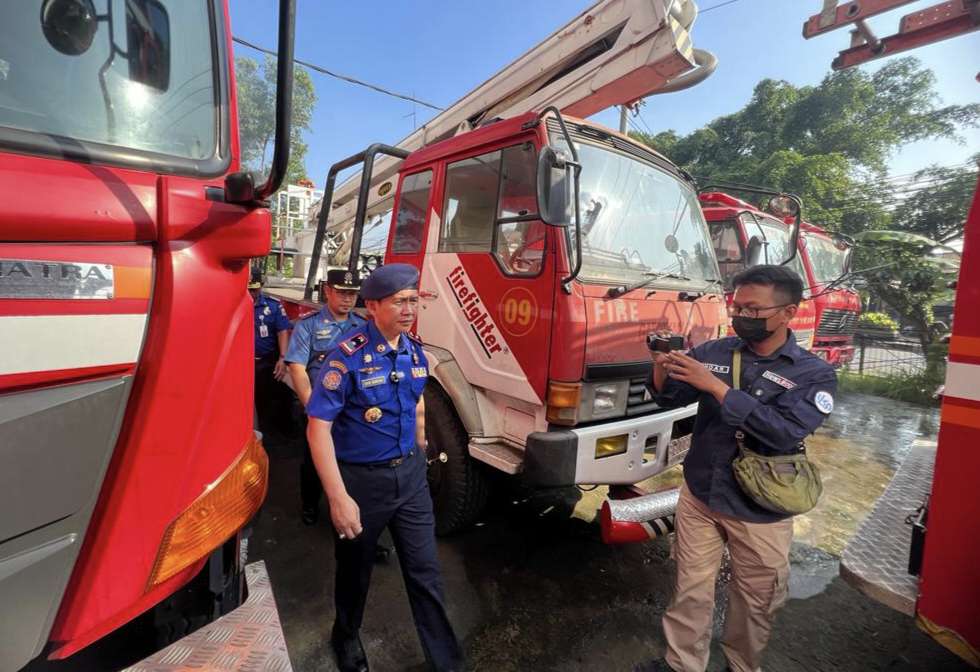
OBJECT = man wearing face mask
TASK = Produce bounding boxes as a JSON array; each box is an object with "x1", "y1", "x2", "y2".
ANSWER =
[{"x1": 636, "y1": 265, "x2": 837, "y2": 672}]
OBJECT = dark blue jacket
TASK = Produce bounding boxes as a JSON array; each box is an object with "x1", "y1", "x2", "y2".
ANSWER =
[{"x1": 656, "y1": 332, "x2": 837, "y2": 523}]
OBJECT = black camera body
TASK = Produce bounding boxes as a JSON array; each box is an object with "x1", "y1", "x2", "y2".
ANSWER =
[{"x1": 647, "y1": 333, "x2": 685, "y2": 353}]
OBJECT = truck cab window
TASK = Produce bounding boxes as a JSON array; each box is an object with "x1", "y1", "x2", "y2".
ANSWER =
[
  {"x1": 439, "y1": 143, "x2": 539, "y2": 261},
  {"x1": 441, "y1": 150, "x2": 501, "y2": 252},
  {"x1": 392, "y1": 170, "x2": 432, "y2": 254}
]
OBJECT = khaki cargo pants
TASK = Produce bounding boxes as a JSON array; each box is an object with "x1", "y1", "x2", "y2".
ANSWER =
[{"x1": 662, "y1": 485, "x2": 793, "y2": 672}]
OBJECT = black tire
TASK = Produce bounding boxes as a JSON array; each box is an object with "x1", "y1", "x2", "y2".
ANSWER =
[{"x1": 425, "y1": 386, "x2": 489, "y2": 535}]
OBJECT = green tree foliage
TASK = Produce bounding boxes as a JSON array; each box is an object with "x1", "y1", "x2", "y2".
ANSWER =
[
  {"x1": 631, "y1": 57, "x2": 978, "y2": 235},
  {"x1": 630, "y1": 57, "x2": 978, "y2": 347},
  {"x1": 235, "y1": 55, "x2": 317, "y2": 186}
]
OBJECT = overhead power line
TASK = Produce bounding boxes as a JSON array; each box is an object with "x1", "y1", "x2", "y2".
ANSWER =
[
  {"x1": 232, "y1": 36, "x2": 445, "y2": 111},
  {"x1": 700, "y1": 0, "x2": 743, "y2": 14}
]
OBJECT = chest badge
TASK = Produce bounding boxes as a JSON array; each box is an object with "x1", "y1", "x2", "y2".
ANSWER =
[
  {"x1": 363, "y1": 354, "x2": 373, "y2": 364},
  {"x1": 376, "y1": 343, "x2": 386, "y2": 353},
  {"x1": 762, "y1": 370, "x2": 797, "y2": 389},
  {"x1": 364, "y1": 407, "x2": 383, "y2": 423}
]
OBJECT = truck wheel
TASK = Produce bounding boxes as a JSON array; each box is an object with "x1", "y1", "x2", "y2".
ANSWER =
[{"x1": 425, "y1": 387, "x2": 488, "y2": 535}]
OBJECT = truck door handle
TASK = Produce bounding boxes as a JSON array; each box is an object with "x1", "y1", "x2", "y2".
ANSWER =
[{"x1": 420, "y1": 290, "x2": 439, "y2": 300}]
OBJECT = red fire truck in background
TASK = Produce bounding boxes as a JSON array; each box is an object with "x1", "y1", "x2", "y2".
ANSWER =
[
  {"x1": 0, "y1": 1, "x2": 296, "y2": 668},
  {"x1": 799, "y1": 222, "x2": 860, "y2": 366},
  {"x1": 700, "y1": 190, "x2": 818, "y2": 350}
]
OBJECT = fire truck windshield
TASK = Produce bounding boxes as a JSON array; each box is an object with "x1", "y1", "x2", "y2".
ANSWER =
[
  {"x1": 804, "y1": 233, "x2": 849, "y2": 284},
  {"x1": 566, "y1": 140, "x2": 719, "y2": 287},
  {"x1": 0, "y1": 1, "x2": 218, "y2": 163}
]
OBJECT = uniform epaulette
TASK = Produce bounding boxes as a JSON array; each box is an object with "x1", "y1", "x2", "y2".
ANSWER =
[
  {"x1": 339, "y1": 332, "x2": 369, "y2": 355},
  {"x1": 406, "y1": 331, "x2": 424, "y2": 345}
]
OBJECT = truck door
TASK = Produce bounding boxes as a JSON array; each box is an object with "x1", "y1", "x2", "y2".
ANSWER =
[{"x1": 413, "y1": 142, "x2": 555, "y2": 407}]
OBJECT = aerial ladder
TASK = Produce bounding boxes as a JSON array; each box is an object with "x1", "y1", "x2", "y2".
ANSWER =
[{"x1": 296, "y1": 0, "x2": 718, "y2": 281}]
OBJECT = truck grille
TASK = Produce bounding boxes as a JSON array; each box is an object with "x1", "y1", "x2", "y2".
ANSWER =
[
  {"x1": 626, "y1": 377, "x2": 658, "y2": 416},
  {"x1": 817, "y1": 309, "x2": 858, "y2": 337}
]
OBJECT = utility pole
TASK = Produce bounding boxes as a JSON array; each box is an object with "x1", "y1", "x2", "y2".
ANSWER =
[{"x1": 619, "y1": 105, "x2": 628, "y2": 133}]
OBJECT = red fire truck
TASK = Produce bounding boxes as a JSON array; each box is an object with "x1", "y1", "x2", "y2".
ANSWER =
[
  {"x1": 804, "y1": 1, "x2": 980, "y2": 664},
  {"x1": 0, "y1": 1, "x2": 296, "y2": 668},
  {"x1": 268, "y1": 0, "x2": 724, "y2": 538},
  {"x1": 799, "y1": 222, "x2": 860, "y2": 366},
  {"x1": 699, "y1": 190, "x2": 818, "y2": 350}
]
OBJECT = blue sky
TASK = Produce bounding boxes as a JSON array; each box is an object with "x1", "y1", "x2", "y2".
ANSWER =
[{"x1": 228, "y1": 0, "x2": 979, "y2": 183}]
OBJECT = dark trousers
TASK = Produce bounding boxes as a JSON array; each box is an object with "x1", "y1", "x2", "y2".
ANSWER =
[
  {"x1": 333, "y1": 449, "x2": 462, "y2": 671},
  {"x1": 299, "y1": 414, "x2": 322, "y2": 510},
  {"x1": 255, "y1": 354, "x2": 294, "y2": 435}
]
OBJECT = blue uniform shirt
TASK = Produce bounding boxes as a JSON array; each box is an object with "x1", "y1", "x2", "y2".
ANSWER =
[
  {"x1": 307, "y1": 321, "x2": 428, "y2": 464},
  {"x1": 253, "y1": 293, "x2": 291, "y2": 358},
  {"x1": 656, "y1": 332, "x2": 837, "y2": 523},
  {"x1": 284, "y1": 306, "x2": 367, "y2": 378}
]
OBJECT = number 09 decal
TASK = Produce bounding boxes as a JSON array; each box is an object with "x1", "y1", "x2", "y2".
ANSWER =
[{"x1": 498, "y1": 287, "x2": 537, "y2": 337}]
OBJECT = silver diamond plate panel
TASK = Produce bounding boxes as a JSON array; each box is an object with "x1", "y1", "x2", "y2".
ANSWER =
[
  {"x1": 840, "y1": 440, "x2": 936, "y2": 616},
  {"x1": 125, "y1": 561, "x2": 292, "y2": 672}
]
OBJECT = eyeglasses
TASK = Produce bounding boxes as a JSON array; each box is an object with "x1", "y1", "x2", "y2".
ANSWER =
[{"x1": 726, "y1": 303, "x2": 791, "y2": 319}]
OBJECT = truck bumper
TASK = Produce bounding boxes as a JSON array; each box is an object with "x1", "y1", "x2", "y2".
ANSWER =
[{"x1": 522, "y1": 403, "x2": 697, "y2": 487}]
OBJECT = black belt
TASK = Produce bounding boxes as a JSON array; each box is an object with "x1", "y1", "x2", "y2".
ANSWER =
[{"x1": 341, "y1": 450, "x2": 415, "y2": 469}]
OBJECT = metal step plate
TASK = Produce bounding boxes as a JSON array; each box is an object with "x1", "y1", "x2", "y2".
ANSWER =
[
  {"x1": 840, "y1": 439, "x2": 936, "y2": 616},
  {"x1": 125, "y1": 560, "x2": 292, "y2": 671}
]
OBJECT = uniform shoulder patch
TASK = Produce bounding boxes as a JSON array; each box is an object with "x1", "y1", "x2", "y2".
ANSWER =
[
  {"x1": 323, "y1": 369, "x2": 343, "y2": 391},
  {"x1": 329, "y1": 359, "x2": 348, "y2": 374},
  {"x1": 339, "y1": 333, "x2": 368, "y2": 355},
  {"x1": 813, "y1": 390, "x2": 834, "y2": 414}
]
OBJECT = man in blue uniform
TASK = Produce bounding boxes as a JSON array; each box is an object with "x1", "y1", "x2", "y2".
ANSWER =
[
  {"x1": 250, "y1": 268, "x2": 292, "y2": 433},
  {"x1": 637, "y1": 265, "x2": 837, "y2": 672},
  {"x1": 285, "y1": 268, "x2": 367, "y2": 525},
  {"x1": 306, "y1": 264, "x2": 462, "y2": 672}
]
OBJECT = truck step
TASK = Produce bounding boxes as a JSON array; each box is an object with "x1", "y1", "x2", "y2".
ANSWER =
[
  {"x1": 839, "y1": 439, "x2": 935, "y2": 616},
  {"x1": 125, "y1": 560, "x2": 292, "y2": 671},
  {"x1": 468, "y1": 440, "x2": 524, "y2": 474}
]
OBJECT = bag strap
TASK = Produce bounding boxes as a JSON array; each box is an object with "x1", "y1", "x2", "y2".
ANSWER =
[{"x1": 732, "y1": 348, "x2": 741, "y2": 391}]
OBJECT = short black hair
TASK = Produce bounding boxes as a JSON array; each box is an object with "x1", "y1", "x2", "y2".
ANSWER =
[{"x1": 731, "y1": 264, "x2": 804, "y2": 304}]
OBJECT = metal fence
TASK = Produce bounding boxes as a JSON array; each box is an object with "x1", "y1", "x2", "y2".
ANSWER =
[{"x1": 847, "y1": 333, "x2": 928, "y2": 377}]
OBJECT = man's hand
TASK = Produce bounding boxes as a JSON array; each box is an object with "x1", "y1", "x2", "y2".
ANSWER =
[
  {"x1": 329, "y1": 491, "x2": 362, "y2": 539},
  {"x1": 664, "y1": 351, "x2": 729, "y2": 402},
  {"x1": 273, "y1": 357, "x2": 288, "y2": 381}
]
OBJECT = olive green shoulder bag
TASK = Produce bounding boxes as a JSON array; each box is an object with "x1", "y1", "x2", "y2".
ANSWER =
[{"x1": 730, "y1": 349, "x2": 823, "y2": 516}]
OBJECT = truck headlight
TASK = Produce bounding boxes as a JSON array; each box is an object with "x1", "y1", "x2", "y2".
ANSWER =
[{"x1": 579, "y1": 381, "x2": 629, "y2": 422}]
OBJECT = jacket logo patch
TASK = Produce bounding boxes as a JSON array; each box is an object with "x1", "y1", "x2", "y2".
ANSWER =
[
  {"x1": 762, "y1": 370, "x2": 797, "y2": 389},
  {"x1": 814, "y1": 390, "x2": 834, "y2": 414},
  {"x1": 703, "y1": 363, "x2": 730, "y2": 374}
]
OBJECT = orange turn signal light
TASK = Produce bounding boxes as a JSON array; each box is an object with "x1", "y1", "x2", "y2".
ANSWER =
[
  {"x1": 546, "y1": 381, "x2": 582, "y2": 426},
  {"x1": 146, "y1": 434, "x2": 268, "y2": 590}
]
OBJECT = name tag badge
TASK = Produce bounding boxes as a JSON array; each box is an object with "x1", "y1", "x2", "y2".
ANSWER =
[
  {"x1": 703, "y1": 363, "x2": 730, "y2": 374},
  {"x1": 259, "y1": 324, "x2": 269, "y2": 338},
  {"x1": 762, "y1": 370, "x2": 797, "y2": 389},
  {"x1": 360, "y1": 376, "x2": 386, "y2": 388}
]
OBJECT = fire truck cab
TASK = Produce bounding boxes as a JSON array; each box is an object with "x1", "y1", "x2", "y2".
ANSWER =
[
  {"x1": 700, "y1": 190, "x2": 817, "y2": 350},
  {"x1": 799, "y1": 222, "x2": 860, "y2": 367}
]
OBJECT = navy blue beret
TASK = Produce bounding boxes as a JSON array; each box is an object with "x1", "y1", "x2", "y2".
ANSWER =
[{"x1": 360, "y1": 263, "x2": 419, "y2": 300}]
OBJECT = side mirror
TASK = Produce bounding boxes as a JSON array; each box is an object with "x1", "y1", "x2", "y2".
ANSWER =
[
  {"x1": 125, "y1": 0, "x2": 171, "y2": 91},
  {"x1": 536, "y1": 145, "x2": 574, "y2": 226},
  {"x1": 41, "y1": 0, "x2": 98, "y2": 56},
  {"x1": 746, "y1": 236, "x2": 764, "y2": 266},
  {"x1": 767, "y1": 194, "x2": 800, "y2": 218},
  {"x1": 842, "y1": 246, "x2": 854, "y2": 275}
]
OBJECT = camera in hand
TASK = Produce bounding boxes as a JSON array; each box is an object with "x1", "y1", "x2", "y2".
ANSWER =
[{"x1": 647, "y1": 333, "x2": 685, "y2": 353}]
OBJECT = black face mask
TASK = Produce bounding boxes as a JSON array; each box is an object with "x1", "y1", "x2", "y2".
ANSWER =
[{"x1": 732, "y1": 315, "x2": 774, "y2": 342}]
